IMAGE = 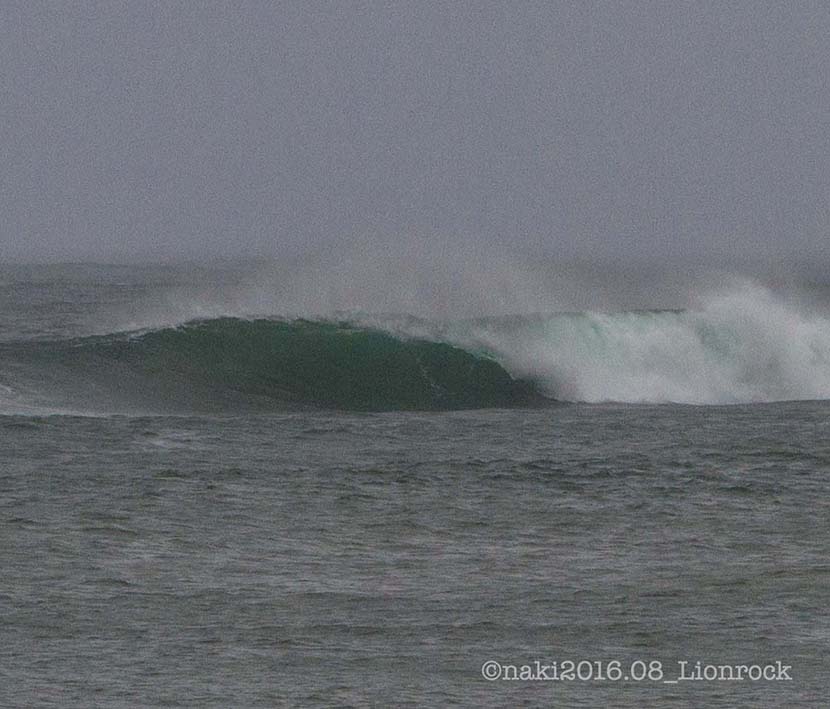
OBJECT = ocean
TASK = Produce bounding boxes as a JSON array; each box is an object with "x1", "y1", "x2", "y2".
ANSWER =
[{"x1": 1, "y1": 263, "x2": 828, "y2": 707}]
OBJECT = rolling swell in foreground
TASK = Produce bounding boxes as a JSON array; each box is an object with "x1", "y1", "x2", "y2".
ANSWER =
[{"x1": 0, "y1": 318, "x2": 545, "y2": 414}]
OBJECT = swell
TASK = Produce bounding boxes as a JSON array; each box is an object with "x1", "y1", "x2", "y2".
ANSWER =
[{"x1": 0, "y1": 318, "x2": 547, "y2": 414}]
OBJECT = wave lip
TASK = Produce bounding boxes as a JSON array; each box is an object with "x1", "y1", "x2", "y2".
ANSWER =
[{"x1": 0, "y1": 318, "x2": 548, "y2": 413}]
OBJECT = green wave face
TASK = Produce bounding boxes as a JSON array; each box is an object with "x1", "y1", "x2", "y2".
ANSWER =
[{"x1": 10, "y1": 318, "x2": 545, "y2": 412}]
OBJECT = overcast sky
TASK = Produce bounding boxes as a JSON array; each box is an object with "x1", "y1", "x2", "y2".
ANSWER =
[{"x1": 1, "y1": 1, "x2": 829, "y2": 265}]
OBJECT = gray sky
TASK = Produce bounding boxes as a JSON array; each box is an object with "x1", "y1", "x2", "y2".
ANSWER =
[{"x1": 1, "y1": 1, "x2": 829, "y2": 266}]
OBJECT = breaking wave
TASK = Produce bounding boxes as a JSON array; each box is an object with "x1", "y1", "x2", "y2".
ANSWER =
[
  {"x1": 1, "y1": 282, "x2": 829, "y2": 413},
  {"x1": 438, "y1": 283, "x2": 830, "y2": 404}
]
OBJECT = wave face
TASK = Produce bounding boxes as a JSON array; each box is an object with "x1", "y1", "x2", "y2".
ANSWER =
[{"x1": 0, "y1": 319, "x2": 544, "y2": 414}]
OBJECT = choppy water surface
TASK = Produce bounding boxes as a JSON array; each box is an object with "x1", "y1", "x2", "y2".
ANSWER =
[{"x1": 3, "y1": 404, "x2": 828, "y2": 707}]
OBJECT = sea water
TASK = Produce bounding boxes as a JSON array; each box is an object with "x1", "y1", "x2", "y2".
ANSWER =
[{"x1": 1, "y1": 264, "x2": 828, "y2": 707}]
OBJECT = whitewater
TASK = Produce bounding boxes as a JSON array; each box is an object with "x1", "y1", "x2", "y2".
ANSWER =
[{"x1": 437, "y1": 282, "x2": 830, "y2": 405}]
